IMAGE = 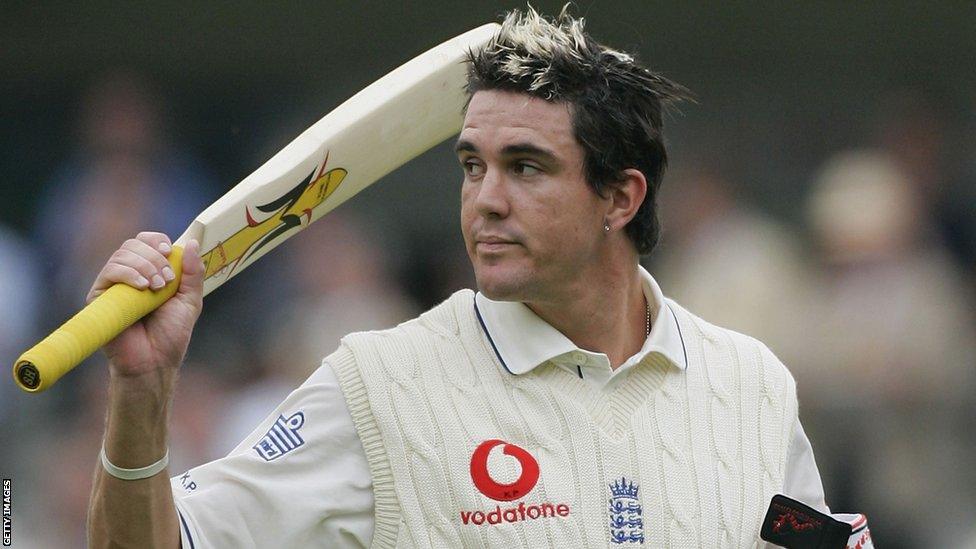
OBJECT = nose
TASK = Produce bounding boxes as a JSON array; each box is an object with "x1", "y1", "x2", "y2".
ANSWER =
[{"x1": 472, "y1": 168, "x2": 510, "y2": 219}]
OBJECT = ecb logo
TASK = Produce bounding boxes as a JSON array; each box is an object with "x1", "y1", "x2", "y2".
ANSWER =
[
  {"x1": 254, "y1": 411, "x2": 306, "y2": 461},
  {"x1": 608, "y1": 477, "x2": 644, "y2": 544}
]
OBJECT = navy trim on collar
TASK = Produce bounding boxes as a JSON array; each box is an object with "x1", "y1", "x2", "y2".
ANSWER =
[
  {"x1": 668, "y1": 303, "x2": 689, "y2": 371},
  {"x1": 474, "y1": 298, "x2": 514, "y2": 375}
]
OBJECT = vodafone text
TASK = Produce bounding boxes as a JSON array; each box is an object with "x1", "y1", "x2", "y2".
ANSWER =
[{"x1": 460, "y1": 501, "x2": 570, "y2": 526}]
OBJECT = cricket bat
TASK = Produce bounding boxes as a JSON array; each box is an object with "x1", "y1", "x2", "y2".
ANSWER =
[{"x1": 14, "y1": 23, "x2": 499, "y2": 393}]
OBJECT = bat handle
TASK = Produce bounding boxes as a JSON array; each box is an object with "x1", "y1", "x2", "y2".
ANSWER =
[{"x1": 13, "y1": 246, "x2": 185, "y2": 393}]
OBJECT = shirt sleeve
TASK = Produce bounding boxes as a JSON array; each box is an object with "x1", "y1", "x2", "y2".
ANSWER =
[
  {"x1": 782, "y1": 419, "x2": 830, "y2": 514},
  {"x1": 170, "y1": 361, "x2": 375, "y2": 548},
  {"x1": 772, "y1": 421, "x2": 877, "y2": 548}
]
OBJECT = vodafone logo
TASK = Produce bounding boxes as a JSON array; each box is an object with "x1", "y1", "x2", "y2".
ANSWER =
[
  {"x1": 470, "y1": 439, "x2": 540, "y2": 501},
  {"x1": 461, "y1": 439, "x2": 571, "y2": 527}
]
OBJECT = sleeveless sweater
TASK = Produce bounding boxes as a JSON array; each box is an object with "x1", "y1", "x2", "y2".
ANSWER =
[{"x1": 330, "y1": 289, "x2": 798, "y2": 548}]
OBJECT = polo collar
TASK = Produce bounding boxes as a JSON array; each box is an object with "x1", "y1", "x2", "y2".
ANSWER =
[{"x1": 473, "y1": 266, "x2": 688, "y2": 380}]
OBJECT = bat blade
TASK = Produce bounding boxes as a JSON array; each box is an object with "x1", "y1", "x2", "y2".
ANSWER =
[
  {"x1": 14, "y1": 23, "x2": 499, "y2": 393},
  {"x1": 191, "y1": 22, "x2": 498, "y2": 294}
]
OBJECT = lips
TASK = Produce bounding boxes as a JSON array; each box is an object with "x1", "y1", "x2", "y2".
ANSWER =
[
  {"x1": 475, "y1": 235, "x2": 518, "y2": 253},
  {"x1": 478, "y1": 236, "x2": 516, "y2": 244}
]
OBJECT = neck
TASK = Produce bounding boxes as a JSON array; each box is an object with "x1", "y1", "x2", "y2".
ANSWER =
[{"x1": 525, "y1": 256, "x2": 647, "y2": 370}]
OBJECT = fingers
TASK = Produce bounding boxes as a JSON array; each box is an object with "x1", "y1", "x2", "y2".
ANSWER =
[
  {"x1": 174, "y1": 239, "x2": 206, "y2": 311},
  {"x1": 180, "y1": 239, "x2": 204, "y2": 278},
  {"x1": 120, "y1": 239, "x2": 175, "y2": 288},
  {"x1": 87, "y1": 232, "x2": 176, "y2": 303},
  {"x1": 135, "y1": 231, "x2": 173, "y2": 255},
  {"x1": 87, "y1": 263, "x2": 150, "y2": 302}
]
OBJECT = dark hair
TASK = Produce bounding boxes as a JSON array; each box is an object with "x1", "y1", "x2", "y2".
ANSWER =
[{"x1": 465, "y1": 7, "x2": 691, "y2": 255}]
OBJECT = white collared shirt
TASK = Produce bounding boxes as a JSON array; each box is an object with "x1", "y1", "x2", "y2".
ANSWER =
[
  {"x1": 473, "y1": 264, "x2": 688, "y2": 389},
  {"x1": 475, "y1": 266, "x2": 829, "y2": 510},
  {"x1": 172, "y1": 266, "x2": 829, "y2": 547}
]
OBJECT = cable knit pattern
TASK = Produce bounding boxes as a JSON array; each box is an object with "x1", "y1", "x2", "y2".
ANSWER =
[{"x1": 330, "y1": 290, "x2": 797, "y2": 548}]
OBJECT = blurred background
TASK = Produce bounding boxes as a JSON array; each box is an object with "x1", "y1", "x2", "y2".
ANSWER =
[{"x1": 1, "y1": 1, "x2": 974, "y2": 547}]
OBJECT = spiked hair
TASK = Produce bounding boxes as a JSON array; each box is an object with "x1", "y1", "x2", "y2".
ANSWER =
[{"x1": 466, "y1": 7, "x2": 691, "y2": 255}]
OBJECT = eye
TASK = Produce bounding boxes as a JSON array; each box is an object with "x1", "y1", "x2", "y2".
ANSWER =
[
  {"x1": 462, "y1": 159, "x2": 485, "y2": 177},
  {"x1": 513, "y1": 162, "x2": 541, "y2": 177}
]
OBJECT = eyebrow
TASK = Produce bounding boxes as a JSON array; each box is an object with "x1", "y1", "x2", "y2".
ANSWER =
[
  {"x1": 454, "y1": 139, "x2": 559, "y2": 164},
  {"x1": 455, "y1": 139, "x2": 478, "y2": 154}
]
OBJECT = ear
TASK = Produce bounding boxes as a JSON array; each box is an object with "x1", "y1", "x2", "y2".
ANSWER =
[{"x1": 604, "y1": 168, "x2": 647, "y2": 232}]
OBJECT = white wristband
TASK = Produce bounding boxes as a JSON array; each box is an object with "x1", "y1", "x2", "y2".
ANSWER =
[{"x1": 100, "y1": 446, "x2": 169, "y2": 481}]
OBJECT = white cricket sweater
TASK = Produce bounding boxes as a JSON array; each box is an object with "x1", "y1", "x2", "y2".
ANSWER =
[{"x1": 331, "y1": 289, "x2": 798, "y2": 548}]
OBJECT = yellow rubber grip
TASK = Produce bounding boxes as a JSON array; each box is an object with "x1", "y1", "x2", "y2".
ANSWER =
[{"x1": 13, "y1": 246, "x2": 184, "y2": 393}]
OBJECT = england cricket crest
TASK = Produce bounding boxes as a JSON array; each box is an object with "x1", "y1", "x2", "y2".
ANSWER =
[{"x1": 608, "y1": 477, "x2": 644, "y2": 544}]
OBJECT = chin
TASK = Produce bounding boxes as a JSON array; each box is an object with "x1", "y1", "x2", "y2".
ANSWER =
[{"x1": 473, "y1": 265, "x2": 530, "y2": 302}]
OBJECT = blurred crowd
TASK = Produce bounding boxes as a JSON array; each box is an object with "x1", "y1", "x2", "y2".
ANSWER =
[{"x1": 2, "y1": 73, "x2": 974, "y2": 548}]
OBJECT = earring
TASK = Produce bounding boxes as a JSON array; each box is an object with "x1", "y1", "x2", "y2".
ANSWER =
[{"x1": 603, "y1": 221, "x2": 611, "y2": 233}]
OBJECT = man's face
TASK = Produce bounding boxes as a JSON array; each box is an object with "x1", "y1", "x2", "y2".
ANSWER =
[{"x1": 458, "y1": 89, "x2": 607, "y2": 303}]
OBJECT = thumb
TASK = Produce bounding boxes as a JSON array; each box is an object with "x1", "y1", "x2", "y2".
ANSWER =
[{"x1": 175, "y1": 239, "x2": 205, "y2": 308}]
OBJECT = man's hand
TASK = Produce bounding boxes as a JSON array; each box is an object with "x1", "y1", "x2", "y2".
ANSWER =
[
  {"x1": 87, "y1": 231, "x2": 204, "y2": 549},
  {"x1": 88, "y1": 231, "x2": 205, "y2": 380}
]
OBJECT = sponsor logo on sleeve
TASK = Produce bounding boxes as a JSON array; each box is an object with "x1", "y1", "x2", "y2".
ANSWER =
[
  {"x1": 253, "y1": 411, "x2": 306, "y2": 461},
  {"x1": 460, "y1": 439, "x2": 571, "y2": 526}
]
